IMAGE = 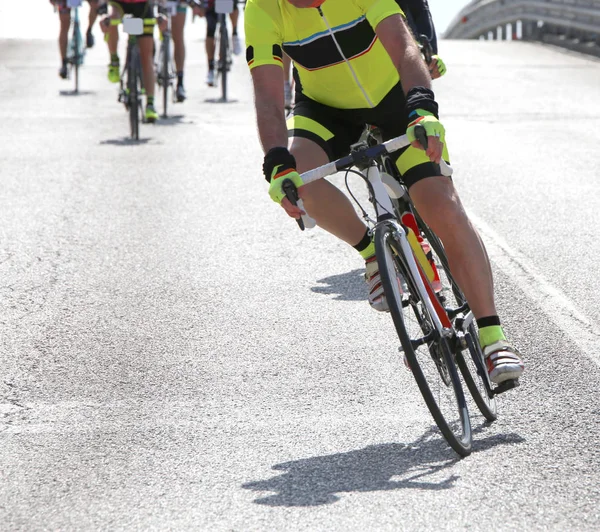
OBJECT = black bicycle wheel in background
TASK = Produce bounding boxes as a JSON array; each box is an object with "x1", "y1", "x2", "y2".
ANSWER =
[
  {"x1": 128, "y1": 45, "x2": 140, "y2": 140},
  {"x1": 219, "y1": 15, "x2": 228, "y2": 102},
  {"x1": 417, "y1": 214, "x2": 498, "y2": 421},
  {"x1": 73, "y1": 18, "x2": 80, "y2": 93},
  {"x1": 161, "y1": 36, "x2": 170, "y2": 117},
  {"x1": 375, "y1": 222, "x2": 472, "y2": 456}
]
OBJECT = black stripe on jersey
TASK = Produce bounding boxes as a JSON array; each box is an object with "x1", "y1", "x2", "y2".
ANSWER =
[{"x1": 283, "y1": 18, "x2": 376, "y2": 71}]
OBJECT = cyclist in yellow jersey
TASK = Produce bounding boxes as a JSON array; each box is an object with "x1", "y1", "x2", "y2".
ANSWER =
[
  {"x1": 100, "y1": 0, "x2": 162, "y2": 122},
  {"x1": 245, "y1": 0, "x2": 524, "y2": 385}
]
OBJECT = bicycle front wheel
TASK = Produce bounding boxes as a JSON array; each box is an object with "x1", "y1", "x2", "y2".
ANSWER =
[
  {"x1": 161, "y1": 38, "x2": 170, "y2": 117},
  {"x1": 128, "y1": 49, "x2": 140, "y2": 140},
  {"x1": 219, "y1": 21, "x2": 228, "y2": 102},
  {"x1": 73, "y1": 20, "x2": 80, "y2": 93},
  {"x1": 417, "y1": 215, "x2": 497, "y2": 421},
  {"x1": 375, "y1": 223, "x2": 472, "y2": 456}
]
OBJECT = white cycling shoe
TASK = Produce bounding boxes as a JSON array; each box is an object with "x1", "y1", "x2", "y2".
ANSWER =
[
  {"x1": 232, "y1": 35, "x2": 242, "y2": 56},
  {"x1": 484, "y1": 340, "x2": 524, "y2": 384},
  {"x1": 206, "y1": 69, "x2": 216, "y2": 87}
]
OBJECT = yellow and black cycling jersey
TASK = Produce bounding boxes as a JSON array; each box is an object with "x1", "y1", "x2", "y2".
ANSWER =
[{"x1": 244, "y1": 0, "x2": 404, "y2": 110}]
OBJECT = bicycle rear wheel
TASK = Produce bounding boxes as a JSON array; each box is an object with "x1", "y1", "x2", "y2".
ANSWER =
[
  {"x1": 375, "y1": 222, "x2": 472, "y2": 456},
  {"x1": 417, "y1": 214, "x2": 497, "y2": 421},
  {"x1": 73, "y1": 19, "x2": 80, "y2": 93}
]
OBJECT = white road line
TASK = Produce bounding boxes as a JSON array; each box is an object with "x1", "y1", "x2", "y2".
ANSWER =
[{"x1": 471, "y1": 212, "x2": 600, "y2": 367}]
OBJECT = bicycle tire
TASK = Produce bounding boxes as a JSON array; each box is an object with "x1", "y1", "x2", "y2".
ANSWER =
[
  {"x1": 73, "y1": 18, "x2": 80, "y2": 93},
  {"x1": 161, "y1": 38, "x2": 170, "y2": 117},
  {"x1": 129, "y1": 46, "x2": 140, "y2": 140},
  {"x1": 219, "y1": 17, "x2": 228, "y2": 102},
  {"x1": 416, "y1": 214, "x2": 497, "y2": 421},
  {"x1": 375, "y1": 222, "x2": 472, "y2": 456}
]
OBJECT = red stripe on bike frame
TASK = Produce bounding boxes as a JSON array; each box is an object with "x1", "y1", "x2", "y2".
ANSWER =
[{"x1": 417, "y1": 262, "x2": 452, "y2": 329}]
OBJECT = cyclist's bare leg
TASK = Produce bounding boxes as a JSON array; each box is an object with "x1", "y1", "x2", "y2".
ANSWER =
[
  {"x1": 288, "y1": 137, "x2": 368, "y2": 246},
  {"x1": 138, "y1": 36, "x2": 156, "y2": 98},
  {"x1": 206, "y1": 36, "x2": 215, "y2": 63},
  {"x1": 87, "y1": 0, "x2": 98, "y2": 32},
  {"x1": 58, "y1": 11, "x2": 71, "y2": 62},
  {"x1": 229, "y1": 8, "x2": 238, "y2": 33},
  {"x1": 172, "y1": 10, "x2": 186, "y2": 73},
  {"x1": 106, "y1": 9, "x2": 120, "y2": 55},
  {"x1": 408, "y1": 176, "x2": 497, "y2": 319}
]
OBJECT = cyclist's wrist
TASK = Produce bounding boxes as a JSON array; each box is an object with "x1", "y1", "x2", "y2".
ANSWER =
[
  {"x1": 406, "y1": 87, "x2": 439, "y2": 119},
  {"x1": 263, "y1": 147, "x2": 296, "y2": 183}
]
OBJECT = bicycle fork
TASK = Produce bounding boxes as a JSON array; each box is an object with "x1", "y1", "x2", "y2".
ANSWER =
[{"x1": 367, "y1": 164, "x2": 452, "y2": 338}]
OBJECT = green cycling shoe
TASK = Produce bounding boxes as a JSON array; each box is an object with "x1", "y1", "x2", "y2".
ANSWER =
[
  {"x1": 145, "y1": 104, "x2": 158, "y2": 123},
  {"x1": 108, "y1": 62, "x2": 120, "y2": 83}
]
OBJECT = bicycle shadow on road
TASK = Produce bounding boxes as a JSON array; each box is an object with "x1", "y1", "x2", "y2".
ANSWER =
[
  {"x1": 99, "y1": 137, "x2": 155, "y2": 147},
  {"x1": 311, "y1": 268, "x2": 365, "y2": 302},
  {"x1": 59, "y1": 90, "x2": 96, "y2": 97},
  {"x1": 204, "y1": 98, "x2": 239, "y2": 104},
  {"x1": 154, "y1": 114, "x2": 194, "y2": 127},
  {"x1": 242, "y1": 427, "x2": 525, "y2": 507}
]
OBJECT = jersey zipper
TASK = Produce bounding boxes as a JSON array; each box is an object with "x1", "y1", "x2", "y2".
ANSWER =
[{"x1": 317, "y1": 6, "x2": 375, "y2": 109}]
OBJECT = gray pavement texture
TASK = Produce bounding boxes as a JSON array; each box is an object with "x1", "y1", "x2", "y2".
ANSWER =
[{"x1": 0, "y1": 33, "x2": 599, "y2": 531}]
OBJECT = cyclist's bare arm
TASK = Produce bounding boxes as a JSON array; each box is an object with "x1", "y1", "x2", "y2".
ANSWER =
[
  {"x1": 251, "y1": 65, "x2": 288, "y2": 153},
  {"x1": 375, "y1": 14, "x2": 431, "y2": 94},
  {"x1": 376, "y1": 14, "x2": 443, "y2": 162}
]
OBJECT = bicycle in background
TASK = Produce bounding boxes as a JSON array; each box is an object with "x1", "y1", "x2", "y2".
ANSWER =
[
  {"x1": 54, "y1": 0, "x2": 86, "y2": 92},
  {"x1": 117, "y1": 17, "x2": 146, "y2": 140},
  {"x1": 214, "y1": 0, "x2": 233, "y2": 102},
  {"x1": 156, "y1": 0, "x2": 201, "y2": 117}
]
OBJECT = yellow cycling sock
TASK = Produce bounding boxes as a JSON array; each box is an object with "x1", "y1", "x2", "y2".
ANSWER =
[
  {"x1": 359, "y1": 242, "x2": 375, "y2": 260},
  {"x1": 478, "y1": 325, "x2": 506, "y2": 348},
  {"x1": 353, "y1": 229, "x2": 375, "y2": 259}
]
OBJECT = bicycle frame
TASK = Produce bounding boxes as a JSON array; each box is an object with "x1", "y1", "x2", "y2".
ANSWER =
[{"x1": 295, "y1": 134, "x2": 454, "y2": 338}]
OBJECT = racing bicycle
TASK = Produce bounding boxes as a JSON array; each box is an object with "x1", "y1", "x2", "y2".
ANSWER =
[
  {"x1": 59, "y1": 0, "x2": 86, "y2": 93},
  {"x1": 214, "y1": 0, "x2": 233, "y2": 102},
  {"x1": 156, "y1": 0, "x2": 201, "y2": 117},
  {"x1": 284, "y1": 128, "x2": 517, "y2": 456},
  {"x1": 118, "y1": 17, "x2": 146, "y2": 140}
]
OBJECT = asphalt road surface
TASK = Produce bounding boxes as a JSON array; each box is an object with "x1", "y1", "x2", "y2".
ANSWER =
[{"x1": 1, "y1": 13, "x2": 599, "y2": 532}]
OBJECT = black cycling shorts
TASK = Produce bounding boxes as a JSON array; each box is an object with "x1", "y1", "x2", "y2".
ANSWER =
[
  {"x1": 288, "y1": 82, "x2": 450, "y2": 189},
  {"x1": 205, "y1": 0, "x2": 238, "y2": 38},
  {"x1": 110, "y1": 1, "x2": 156, "y2": 36}
]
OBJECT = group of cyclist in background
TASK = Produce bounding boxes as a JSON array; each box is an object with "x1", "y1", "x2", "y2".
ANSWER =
[
  {"x1": 49, "y1": 0, "x2": 243, "y2": 122},
  {"x1": 50, "y1": 0, "x2": 444, "y2": 120}
]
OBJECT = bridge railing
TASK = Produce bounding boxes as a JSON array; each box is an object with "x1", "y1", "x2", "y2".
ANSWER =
[{"x1": 445, "y1": 0, "x2": 600, "y2": 54}]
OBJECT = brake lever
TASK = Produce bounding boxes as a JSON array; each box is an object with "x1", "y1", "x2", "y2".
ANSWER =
[
  {"x1": 282, "y1": 179, "x2": 305, "y2": 231},
  {"x1": 414, "y1": 124, "x2": 428, "y2": 151}
]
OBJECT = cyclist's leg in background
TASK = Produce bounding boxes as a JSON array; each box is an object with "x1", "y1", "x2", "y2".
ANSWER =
[
  {"x1": 229, "y1": 1, "x2": 241, "y2": 55},
  {"x1": 137, "y1": 6, "x2": 157, "y2": 114},
  {"x1": 86, "y1": 0, "x2": 98, "y2": 47},
  {"x1": 56, "y1": 2, "x2": 71, "y2": 77},
  {"x1": 105, "y1": 1, "x2": 123, "y2": 82},
  {"x1": 172, "y1": 5, "x2": 187, "y2": 91},
  {"x1": 205, "y1": 9, "x2": 217, "y2": 84},
  {"x1": 287, "y1": 97, "x2": 368, "y2": 246}
]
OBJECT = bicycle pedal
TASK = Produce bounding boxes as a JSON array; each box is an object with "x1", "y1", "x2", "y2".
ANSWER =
[{"x1": 492, "y1": 378, "x2": 520, "y2": 396}]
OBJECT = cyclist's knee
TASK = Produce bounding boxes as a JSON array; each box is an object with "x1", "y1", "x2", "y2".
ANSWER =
[
  {"x1": 411, "y1": 177, "x2": 465, "y2": 228},
  {"x1": 59, "y1": 12, "x2": 71, "y2": 26},
  {"x1": 289, "y1": 137, "x2": 329, "y2": 174}
]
